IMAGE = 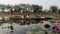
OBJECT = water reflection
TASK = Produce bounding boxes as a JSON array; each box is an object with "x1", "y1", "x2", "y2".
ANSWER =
[
  {"x1": 0, "y1": 23, "x2": 41, "y2": 34},
  {"x1": 0, "y1": 22, "x2": 60, "y2": 34}
]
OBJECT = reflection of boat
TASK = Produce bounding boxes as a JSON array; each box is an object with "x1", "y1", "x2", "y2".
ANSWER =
[
  {"x1": 9, "y1": 16, "x2": 53, "y2": 25},
  {"x1": 54, "y1": 16, "x2": 60, "y2": 20},
  {"x1": 10, "y1": 16, "x2": 53, "y2": 20}
]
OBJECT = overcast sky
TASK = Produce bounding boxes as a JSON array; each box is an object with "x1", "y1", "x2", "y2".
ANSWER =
[{"x1": 0, "y1": 0, "x2": 60, "y2": 9}]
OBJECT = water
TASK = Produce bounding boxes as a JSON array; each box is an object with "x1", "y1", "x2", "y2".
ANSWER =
[
  {"x1": 0, "y1": 23, "x2": 41, "y2": 34},
  {"x1": 0, "y1": 22, "x2": 59, "y2": 34}
]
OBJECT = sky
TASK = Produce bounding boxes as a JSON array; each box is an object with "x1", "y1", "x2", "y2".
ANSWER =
[{"x1": 0, "y1": 0, "x2": 60, "y2": 9}]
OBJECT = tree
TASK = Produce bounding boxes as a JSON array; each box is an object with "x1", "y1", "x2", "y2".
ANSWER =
[
  {"x1": 58, "y1": 9, "x2": 60, "y2": 13},
  {"x1": 0, "y1": 4, "x2": 5, "y2": 22},
  {"x1": 19, "y1": 4, "x2": 27, "y2": 12},
  {"x1": 50, "y1": 6, "x2": 58, "y2": 12},
  {"x1": 31, "y1": 5, "x2": 43, "y2": 13},
  {"x1": 14, "y1": 5, "x2": 22, "y2": 12},
  {"x1": 6, "y1": 5, "x2": 13, "y2": 9},
  {"x1": 25, "y1": 4, "x2": 32, "y2": 12},
  {"x1": 5, "y1": 5, "x2": 14, "y2": 13}
]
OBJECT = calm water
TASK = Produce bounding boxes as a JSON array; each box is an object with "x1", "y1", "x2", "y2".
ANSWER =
[
  {"x1": 0, "y1": 23, "x2": 41, "y2": 34},
  {"x1": 0, "y1": 22, "x2": 59, "y2": 34}
]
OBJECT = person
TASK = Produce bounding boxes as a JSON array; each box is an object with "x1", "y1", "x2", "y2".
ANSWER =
[
  {"x1": 57, "y1": 27, "x2": 60, "y2": 33},
  {"x1": 52, "y1": 21, "x2": 59, "y2": 33},
  {"x1": 52, "y1": 22, "x2": 59, "y2": 27}
]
